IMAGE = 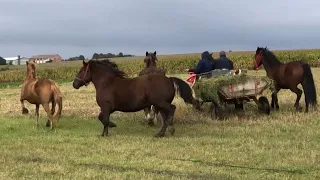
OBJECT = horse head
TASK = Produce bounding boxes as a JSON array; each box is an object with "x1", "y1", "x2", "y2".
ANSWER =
[
  {"x1": 73, "y1": 60, "x2": 91, "y2": 89},
  {"x1": 253, "y1": 46, "x2": 267, "y2": 70},
  {"x1": 73, "y1": 59, "x2": 126, "y2": 89},
  {"x1": 144, "y1": 51, "x2": 157, "y2": 68},
  {"x1": 26, "y1": 60, "x2": 37, "y2": 79}
]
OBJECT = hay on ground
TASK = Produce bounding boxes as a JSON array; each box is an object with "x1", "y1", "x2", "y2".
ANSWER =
[{"x1": 193, "y1": 74, "x2": 273, "y2": 103}]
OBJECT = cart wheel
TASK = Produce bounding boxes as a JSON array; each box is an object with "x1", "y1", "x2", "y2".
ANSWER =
[{"x1": 258, "y1": 96, "x2": 270, "y2": 115}]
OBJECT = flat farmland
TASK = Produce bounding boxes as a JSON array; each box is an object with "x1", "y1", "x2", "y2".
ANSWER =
[{"x1": 0, "y1": 68, "x2": 319, "y2": 179}]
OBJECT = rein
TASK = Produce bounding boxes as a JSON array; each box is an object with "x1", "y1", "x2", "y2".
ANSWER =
[
  {"x1": 75, "y1": 63, "x2": 90, "y2": 83},
  {"x1": 254, "y1": 51, "x2": 263, "y2": 70}
]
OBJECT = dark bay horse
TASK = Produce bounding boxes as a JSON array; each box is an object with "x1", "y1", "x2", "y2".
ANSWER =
[
  {"x1": 20, "y1": 60, "x2": 63, "y2": 129},
  {"x1": 254, "y1": 47, "x2": 317, "y2": 112},
  {"x1": 73, "y1": 59, "x2": 197, "y2": 137},
  {"x1": 139, "y1": 51, "x2": 166, "y2": 126}
]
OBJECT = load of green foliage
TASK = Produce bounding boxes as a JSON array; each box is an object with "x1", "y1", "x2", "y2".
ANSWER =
[{"x1": 192, "y1": 74, "x2": 273, "y2": 103}]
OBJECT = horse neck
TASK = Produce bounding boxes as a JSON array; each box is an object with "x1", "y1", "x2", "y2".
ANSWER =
[
  {"x1": 90, "y1": 65, "x2": 119, "y2": 91},
  {"x1": 262, "y1": 54, "x2": 282, "y2": 78},
  {"x1": 26, "y1": 70, "x2": 36, "y2": 80}
]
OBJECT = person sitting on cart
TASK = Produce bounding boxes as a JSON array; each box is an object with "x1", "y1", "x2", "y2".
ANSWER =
[
  {"x1": 185, "y1": 51, "x2": 214, "y2": 74},
  {"x1": 212, "y1": 51, "x2": 234, "y2": 70}
]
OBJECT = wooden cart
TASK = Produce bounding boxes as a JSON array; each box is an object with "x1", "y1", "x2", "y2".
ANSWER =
[{"x1": 189, "y1": 69, "x2": 271, "y2": 119}]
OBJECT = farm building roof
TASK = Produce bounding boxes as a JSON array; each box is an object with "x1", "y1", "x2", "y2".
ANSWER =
[{"x1": 31, "y1": 54, "x2": 60, "y2": 59}]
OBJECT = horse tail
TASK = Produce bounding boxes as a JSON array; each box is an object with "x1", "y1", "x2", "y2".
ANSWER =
[
  {"x1": 301, "y1": 63, "x2": 317, "y2": 108},
  {"x1": 169, "y1": 77, "x2": 200, "y2": 109},
  {"x1": 51, "y1": 83, "x2": 63, "y2": 119}
]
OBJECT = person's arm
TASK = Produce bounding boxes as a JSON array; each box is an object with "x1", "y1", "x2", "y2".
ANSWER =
[
  {"x1": 193, "y1": 61, "x2": 204, "y2": 74},
  {"x1": 229, "y1": 60, "x2": 234, "y2": 70},
  {"x1": 187, "y1": 68, "x2": 196, "y2": 73}
]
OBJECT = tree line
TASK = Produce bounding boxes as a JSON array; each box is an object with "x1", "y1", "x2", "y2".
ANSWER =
[
  {"x1": 66, "y1": 52, "x2": 134, "y2": 61},
  {"x1": 91, "y1": 52, "x2": 134, "y2": 59}
]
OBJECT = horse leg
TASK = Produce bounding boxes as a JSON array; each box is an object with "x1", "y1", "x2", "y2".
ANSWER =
[
  {"x1": 153, "y1": 101, "x2": 175, "y2": 137},
  {"x1": 144, "y1": 106, "x2": 155, "y2": 126},
  {"x1": 290, "y1": 86, "x2": 303, "y2": 111},
  {"x1": 20, "y1": 99, "x2": 29, "y2": 114},
  {"x1": 42, "y1": 103, "x2": 55, "y2": 129},
  {"x1": 271, "y1": 88, "x2": 280, "y2": 110},
  {"x1": 167, "y1": 104, "x2": 176, "y2": 135},
  {"x1": 271, "y1": 93, "x2": 275, "y2": 109},
  {"x1": 35, "y1": 104, "x2": 40, "y2": 127},
  {"x1": 51, "y1": 100, "x2": 56, "y2": 116},
  {"x1": 98, "y1": 111, "x2": 117, "y2": 128},
  {"x1": 100, "y1": 105, "x2": 111, "y2": 137},
  {"x1": 155, "y1": 109, "x2": 168, "y2": 138}
]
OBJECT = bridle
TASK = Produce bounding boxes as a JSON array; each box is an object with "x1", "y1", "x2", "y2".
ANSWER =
[
  {"x1": 254, "y1": 50, "x2": 263, "y2": 70},
  {"x1": 75, "y1": 63, "x2": 90, "y2": 84}
]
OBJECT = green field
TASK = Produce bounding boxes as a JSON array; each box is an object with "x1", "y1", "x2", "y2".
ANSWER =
[{"x1": 0, "y1": 66, "x2": 319, "y2": 179}]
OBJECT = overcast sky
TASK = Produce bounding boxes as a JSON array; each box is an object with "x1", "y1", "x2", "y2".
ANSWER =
[{"x1": 1, "y1": 0, "x2": 320, "y2": 59}]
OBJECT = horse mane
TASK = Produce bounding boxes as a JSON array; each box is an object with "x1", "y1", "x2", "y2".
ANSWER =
[
  {"x1": 260, "y1": 47, "x2": 282, "y2": 66},
  {"x1": 90, "y1": 59, "x2": 127, "y2": 78}
]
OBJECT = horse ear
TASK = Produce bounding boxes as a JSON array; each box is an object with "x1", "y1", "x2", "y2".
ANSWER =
[
  {"x1": 265, "y1": 46, "x2": 267, "y2": 49},
  {"x1": 83, "y1": 59, "x2": 86, "y2": 65},
  {"x1": 154, "y1": 51, "x2": 156, "y2": 56},
  {"x1": 146, "y1": 51, "x2": 148, "y2": 56}
]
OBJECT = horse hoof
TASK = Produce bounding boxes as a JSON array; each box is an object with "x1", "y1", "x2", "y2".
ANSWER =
[
  {"x1": 22, "y1": 108, "x2": 29, "y2": 114},
  {"x1": 154, "y1": 133, "x2": 164, "y2": 138},
  {"x1": 168, "y1": 126, "x2": 175, "y2": 135}
]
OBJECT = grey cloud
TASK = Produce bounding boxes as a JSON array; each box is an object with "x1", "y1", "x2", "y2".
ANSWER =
[{"x1": 1, "y1": 0, "x2": 320, "y2": 58}]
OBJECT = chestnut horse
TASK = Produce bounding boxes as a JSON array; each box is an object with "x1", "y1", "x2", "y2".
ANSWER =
[
  {"x1": 139, "y1": 51, "x2": 166, "y2": 126},
  {"x1": 20, "y1": 60, "x2": 63, "y2": 129},
  {"x1": 73, "y1": 59, "x2": 197, "y2": 137},
  {"x1": 254, "y1": 47, "x2": 317, "y2": 112}
]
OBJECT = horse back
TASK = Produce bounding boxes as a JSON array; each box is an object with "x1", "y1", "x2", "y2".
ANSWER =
[
  {"x1": 21, "y1": 78, "x2": 58, "y2": 103},
  {"x1": 101, "y1": 74, "x2": 174, "y2": 111}
]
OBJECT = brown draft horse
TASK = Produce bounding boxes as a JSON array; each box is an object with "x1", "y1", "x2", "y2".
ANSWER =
[
  {"x1": 254, "y1": 47, "x2": 317, "y2": 112},
  {"x1": 138, "y1": 51, "x2": 166, "y2": 126},
  {"x1": 20, "y1": 60, "x2": 63, "y2": 129},
  {"x1": 72, "y1": 59, "x2": 197, "y2": 137}
]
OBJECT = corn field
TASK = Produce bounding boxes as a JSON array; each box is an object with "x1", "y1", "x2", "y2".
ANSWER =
[{"x1": 1, "y1": 49, "x2": 320, "y2": 82}]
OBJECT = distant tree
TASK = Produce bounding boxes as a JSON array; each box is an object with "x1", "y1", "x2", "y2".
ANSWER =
[
  {"x1": 0, "y1": 56, "x2": 6, "y2": 65},
  {"x1": 79, "y1": 55, "x2": 85, "y2": 60},
  {"x1": 92, "y1": 53, "x2": 99, "y2": 60},
  {"x1": 118, "y1": 52, "x2": 124, "y2": 57}
]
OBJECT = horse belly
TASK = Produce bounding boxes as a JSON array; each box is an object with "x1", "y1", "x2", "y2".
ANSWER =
[{"x1": 116, "y1": 100, "x2": 151, "y2": 112}]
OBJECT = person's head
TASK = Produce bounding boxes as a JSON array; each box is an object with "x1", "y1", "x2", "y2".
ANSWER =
[
  {"x1": 201, "y1": 51, "x2": 213, "y2": 60},
  {"x1": 219, "y1": 51, "x2": 226, "y2": 57}
]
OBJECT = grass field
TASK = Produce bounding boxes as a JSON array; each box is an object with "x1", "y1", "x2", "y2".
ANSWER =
[{"x1": 0, "y1": 68, "x2": 319, "y2": 179}]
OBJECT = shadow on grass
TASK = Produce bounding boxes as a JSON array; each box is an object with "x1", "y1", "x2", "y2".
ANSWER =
[
  {"x1": 75, "y1": 162, "x2": 232, "y2": 179},
  {"x1": 173, "y1": 158, "x2": 309, "y2": 175}
]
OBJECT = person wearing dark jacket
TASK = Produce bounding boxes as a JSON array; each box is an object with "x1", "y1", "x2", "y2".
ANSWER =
[
  {"x1": 186, "y1": 51, "x2": 214, "y2": 74},
  {"x1": 213, "y1": 51, "x2": 234, "y2": 70}
]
